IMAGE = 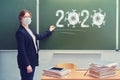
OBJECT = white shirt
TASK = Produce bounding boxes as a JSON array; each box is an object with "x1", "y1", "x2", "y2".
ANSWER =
[{"x1": 25, "y1": 28, "x2": 37, "y2": 52}]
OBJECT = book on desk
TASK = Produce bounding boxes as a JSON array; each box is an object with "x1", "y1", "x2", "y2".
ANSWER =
[
  {"x1": 43, "y1": 67, "x2": 71, "y2": 78},
  {"x1": 88, "y1": 61, "x2": 118, "y2": 78}
]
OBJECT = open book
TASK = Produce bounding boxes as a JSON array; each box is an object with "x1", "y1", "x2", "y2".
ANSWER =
[{"x1": 90, "y1": 61, "x2": 118, "y2": 68}]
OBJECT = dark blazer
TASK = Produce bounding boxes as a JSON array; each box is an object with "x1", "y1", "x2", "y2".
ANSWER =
[{"x1": 16, "y1": 25, "x2": 52, "y2": 69}]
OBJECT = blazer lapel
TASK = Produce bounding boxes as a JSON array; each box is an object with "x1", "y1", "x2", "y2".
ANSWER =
[
  {"x1": 19, "y1": 25, "x2": 38, "y2": 52},
  {"x1": 20, "y1": 26, "x2": 33, "y2": 41}
]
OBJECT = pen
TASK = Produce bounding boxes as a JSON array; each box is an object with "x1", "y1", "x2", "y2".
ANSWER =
[{"x1": 84, "y1": 70, "x2": 88, "y2": 76}]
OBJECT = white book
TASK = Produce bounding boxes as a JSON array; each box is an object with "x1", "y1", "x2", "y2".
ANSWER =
[
  {"x1": 89, "y1": 70, "x2": 116, "y2": 76},
  {"x1": 43, "y1": 73, "x2": 69, "y2": 78},
  {"x1": 89, "y1": 66, "x2": 116, "y2": 72},
  {"x1": 90, "y1": 61, "x2": 118, "y2": 68},
  {"x1": 89, "y1": 72, "x2": 116, "y2": 78},
  {"x1": 43, "y1": 67, "x2": 71, "y2": 76}
]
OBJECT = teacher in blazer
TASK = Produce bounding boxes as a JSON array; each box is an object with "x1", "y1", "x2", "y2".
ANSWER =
[{"x1": 16, "y1": 10, "x2": 55, "y2": 80}]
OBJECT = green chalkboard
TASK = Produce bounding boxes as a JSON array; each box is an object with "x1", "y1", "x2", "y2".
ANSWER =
[
  {"x1": 39, "y1": 0, "x2": 117, "y2": 50},
  {"x1": 0, "y1": 0, "x2": 36, "y2": 50},
  {"x1": 0, "y1": 0, "x2": 118, "y2": 50}
]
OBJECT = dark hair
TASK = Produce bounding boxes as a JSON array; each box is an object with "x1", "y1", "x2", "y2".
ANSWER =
[{"x1": 18, "y1": 10, "x2": 32, "y2": 22}]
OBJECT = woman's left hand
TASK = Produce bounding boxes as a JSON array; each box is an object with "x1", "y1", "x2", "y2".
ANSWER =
[{"x1": 49, "y1": 25, "x2": 55, "y2": 32}]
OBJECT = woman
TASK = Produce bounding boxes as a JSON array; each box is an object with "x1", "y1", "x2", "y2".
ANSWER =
[{"x1": 16, "y1": 10, "x2": 55, "y2": 80}]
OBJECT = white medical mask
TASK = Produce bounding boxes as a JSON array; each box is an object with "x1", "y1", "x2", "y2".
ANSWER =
[{"x1": 23, "y1": 17, "x2": 32, "y2": 25}]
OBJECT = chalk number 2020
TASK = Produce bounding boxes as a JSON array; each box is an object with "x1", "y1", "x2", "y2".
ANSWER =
[{"x1": 56, "y1": 9, "x2": 106, "y2": 28}]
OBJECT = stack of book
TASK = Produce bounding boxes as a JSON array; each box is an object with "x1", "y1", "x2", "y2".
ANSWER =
[
  {"x1": 89, "y1": 61, "x2": 118, "y2": 78},
  {"x1": 43, "y1": 67, "x2": 71, "y2": 78}
]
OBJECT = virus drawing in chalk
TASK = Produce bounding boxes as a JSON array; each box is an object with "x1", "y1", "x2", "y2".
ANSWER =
[
  {"x1": 64, "y1": 9, "x2": 80, "y2": 28},
  {"x1": 91, "y1": 8, "x2": 106, "y2": 28}
]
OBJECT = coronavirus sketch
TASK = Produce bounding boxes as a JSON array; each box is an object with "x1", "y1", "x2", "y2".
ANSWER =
[
  {"x1": 91, "y1": 8, "x2": 106, "y2": 28},
  {"x1": 64, "y1": 9, "x2": 80, "y2": 28}
]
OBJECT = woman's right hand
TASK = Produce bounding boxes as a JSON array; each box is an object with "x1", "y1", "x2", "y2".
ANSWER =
[
  {"x1": 49, "y1": 25, "x2": 55, "y2": 32},
  {"x1": 27, "y1": 65, "x2": 33, "y2": 73}
]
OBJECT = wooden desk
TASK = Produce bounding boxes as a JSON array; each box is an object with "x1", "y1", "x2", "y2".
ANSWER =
[{"x1": 41, "y1": 69, "x2": 120, "y2": 80}]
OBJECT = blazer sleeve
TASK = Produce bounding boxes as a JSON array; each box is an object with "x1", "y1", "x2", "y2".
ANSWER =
[
  {"x1": 34, "y1": 30, "x2": 52, "y2": 40},
  {"x1": 16, "y1": 31, "x2": 30, "y2": 67}
]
